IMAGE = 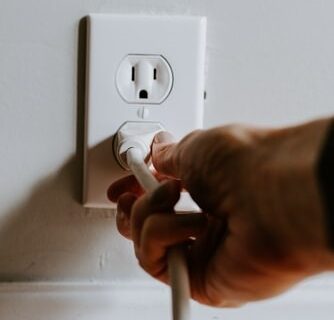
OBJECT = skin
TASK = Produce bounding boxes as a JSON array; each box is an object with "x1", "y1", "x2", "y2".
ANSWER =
[{"x1": 108, "y1": 118, "x2": 334, "y2": 307}]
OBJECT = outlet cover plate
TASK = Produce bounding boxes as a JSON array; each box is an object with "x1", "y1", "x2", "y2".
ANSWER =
[{"x1": 84, "y1": 14, "x2": 207, "y2": 208}]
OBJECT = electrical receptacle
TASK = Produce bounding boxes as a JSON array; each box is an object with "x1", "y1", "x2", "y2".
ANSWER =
[
  {"x1": 116, "y1": 55, "x2": 173, "y2": 104},
  {"x1": 84, "y1": 14, "x2": 207, "y2": 208},
  {"x1": 113, "y1": 121, "x2": 165, "y2": 170}
]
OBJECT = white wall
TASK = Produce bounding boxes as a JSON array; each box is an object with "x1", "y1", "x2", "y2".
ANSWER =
[{"x1": 0, "y1": 0, "x2": 333, "y2": 283}]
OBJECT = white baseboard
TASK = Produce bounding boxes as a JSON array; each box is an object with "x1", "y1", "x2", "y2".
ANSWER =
[{"x1": 0, "y1": 279, "x2": 333, "y2": 320}]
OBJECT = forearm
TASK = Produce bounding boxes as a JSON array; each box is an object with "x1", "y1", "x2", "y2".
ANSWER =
[{"x1": 241, "y1": 118, "x2": 334, "y2": 272}]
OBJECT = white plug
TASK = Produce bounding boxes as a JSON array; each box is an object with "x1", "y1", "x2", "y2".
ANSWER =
[
  {"x1": 116, "y1": 55, "x2": 173, "y2": 104},
  {"x1": 114, "y1": 121, "x2": 165, "y2": 170},
  {"x1": 114, "y1": 122, "x2": 192, "y2": 320},
  {"x1": 114, "y1": 121, "x2": 202, "y2": 213}
]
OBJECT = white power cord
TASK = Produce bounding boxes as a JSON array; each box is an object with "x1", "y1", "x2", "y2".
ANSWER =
[
  {"x1": 114, "y1": 122, "x2": 191, "y2": 320},
  {"x1": 127, "y1": 147, "x2": 191, "y2": 320}
]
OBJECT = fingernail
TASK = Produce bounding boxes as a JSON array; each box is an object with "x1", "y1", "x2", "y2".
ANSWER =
[{"x1": 154, "y1": 131, "x2": 175, "y2": 144}]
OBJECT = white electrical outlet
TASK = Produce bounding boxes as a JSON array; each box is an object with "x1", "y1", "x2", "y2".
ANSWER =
[
  {"x1": 116, "y1": 54, "x2": 173, "y2": 104},
  {"x1": 84, "y1": 14, "x2": 207, "y2": 208}
]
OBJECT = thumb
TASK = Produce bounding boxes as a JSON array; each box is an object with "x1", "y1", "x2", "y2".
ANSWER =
[{"x1": 151, "y1": 131, "x2": 180, "y2": 178}]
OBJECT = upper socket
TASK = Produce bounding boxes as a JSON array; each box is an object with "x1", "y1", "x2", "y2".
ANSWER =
[{"x1": 116, "y1": 54, "x2": 173, "y2": 104}]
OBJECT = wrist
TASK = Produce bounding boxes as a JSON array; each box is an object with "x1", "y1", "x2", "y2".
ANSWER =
[{"x1": 255, "y1": 118, "x2": 334, "y2": 271}]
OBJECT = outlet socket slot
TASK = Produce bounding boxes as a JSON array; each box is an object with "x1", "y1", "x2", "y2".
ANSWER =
[{"x1": 116, "y1": 54, "x2": 173, "y2": 105}]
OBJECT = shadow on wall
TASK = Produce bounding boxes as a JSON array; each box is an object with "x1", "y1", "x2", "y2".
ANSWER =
[{"x1": 0, "y1": 18, "x2": 122, "y2": 281}]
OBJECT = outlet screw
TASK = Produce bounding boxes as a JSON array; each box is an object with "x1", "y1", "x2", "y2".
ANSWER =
[{"x1": 137, "y1": 107, "x2": 150, "y2": 119}]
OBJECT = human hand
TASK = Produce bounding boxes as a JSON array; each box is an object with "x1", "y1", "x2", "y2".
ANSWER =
[{"x1": 108, "y1": 119, "x2": 334, "y2": 307}]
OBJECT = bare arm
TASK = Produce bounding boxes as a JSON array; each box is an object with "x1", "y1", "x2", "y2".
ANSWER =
[{"x1": 109, "y1": 117, "x2": 334, "y2": 307}]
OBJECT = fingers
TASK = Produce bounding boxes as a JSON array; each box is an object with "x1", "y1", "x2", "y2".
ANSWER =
[
  {"x1": 151, "y1": 131, "x2": 180, "y2": 178},
  {"x1": 108, "y1": 173, "x2": 170, "y2": 202},
  {"x1": 116, "y1": 193, "x2": 137, "y2": 239},
  {"x1": 140, "y1": 213, "x2": 207, "y2": 282},
  {"x1": 114, "y1": 180, "x2": 180, "y2": 242},
  {"x1": 151, "y1": 130, "x2": 202, "y2": 179},
  {"x1": 108, "y1": 175, "x2": 143, "y2": 202},
  {"x1": 130, "y1": 180, "x2": 207, "y2": 283},
  {"x1": 131, "y1": 180, "x2": 182, "y2": 250}
]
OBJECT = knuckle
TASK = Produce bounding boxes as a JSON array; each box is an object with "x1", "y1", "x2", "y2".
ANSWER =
[
  {"x1": 131, "y1": 195, "x2": 149, "y2": 219},
  {"x1": 116, "y1": 215, "x2": 131, "y2": 239},
  {"x1": 142, "y1": 215, "x2": 161, "y2": 240},
  {"x1": 136, "y1": 253, "x2": 154, "y2": 274},
  {"x1": 220, "y1": 124, "x2": 255, "y2": 147},
  {"x1": 136, "y1": 244, "x2": 167, "y2": 281}
]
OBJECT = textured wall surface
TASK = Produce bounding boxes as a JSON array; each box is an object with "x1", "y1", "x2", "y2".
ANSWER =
[{"x1": 0, "y1": 0, "x2": 334, "y2": 283}]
